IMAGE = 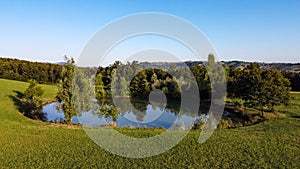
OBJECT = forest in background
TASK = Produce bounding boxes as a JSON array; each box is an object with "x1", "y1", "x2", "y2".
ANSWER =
[
  {"x1": 0, "y1": 57, "x2": 299, "y2": 91},
  {"x1": 0, "y1": 56, "x2": 297, "y2": 126}
]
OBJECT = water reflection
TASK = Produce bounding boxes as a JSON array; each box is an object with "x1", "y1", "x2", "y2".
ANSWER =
[{"x1": 42, "y1": 98, "x2": 210, "y2": 129}]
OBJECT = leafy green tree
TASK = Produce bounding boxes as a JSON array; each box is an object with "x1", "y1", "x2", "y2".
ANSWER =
[
  {"x1": 111, "y1": 69, "x2": 130, "y2": 97},
  {"x1": 236, "y1": 62, "x2": 263, "y2": 106},
  {"x1": 56, "y1": 56, "x2": 75, "y2": 123},
  {"x1": 119, "y1": 76, "x2": 129, "y2": 96},
  {"x1": 95, "y1": 73, "x2": 106, "y2": 100},
  {"x1": 23, "y1": 79, "x2": 44, "y2": 120},
  {"x1": 96, "y1": 61, "x2": 121, "y2": 98},
  {"x1": 232, "y1": 63, "x2": 290, "y2": 115},
  {"x1": 190, "y1": 65, "x2": 210, "y2": 99},
  {"x1": 205, "y1": 53, "x2": 226, "y2": 100},
  {"x1": 165, "y1": 77, "x2": 180, "y2": 98},
  {"x1": 258, "y1": 69, "x2": 290, "y2": 114},
  {"x1": 150, "y1": 73, "x2": 160, "y2": 90},
  {"x1": 73, "y1": 68, "x2": 94, "y2": 116},
  {"x1": 129, "y1": 70, "x2": 151, "y2": 98},
  {"x1": 24, "y1": 79, "x2": 44, "y2": 102},
  {"x1": 227, "y1": 64, "x2": 239, "y2": 98}
]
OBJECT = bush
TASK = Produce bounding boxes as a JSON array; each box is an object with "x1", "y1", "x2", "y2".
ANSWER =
[{"x1": 217, "y1": 118, "x2": 232, "y2": 129}]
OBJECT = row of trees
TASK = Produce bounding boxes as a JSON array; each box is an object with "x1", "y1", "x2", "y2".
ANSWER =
[
  {"x1": 94, "y1": 55, "x2": 221, "y2": 100},
  {"x1": 227, "y1": 63, "x2": 290, "y2": 113},
  {"x1": 129, "y1": 69, "x2": 180, "y2": 99},
  {"x1": 94, "y1": 55, "x2": 290, "y2": 115},
  {"x1": 17, "y1": 55, "x2": 292, "y2": 123},
  {"x1": 0, "y1": 58, "x2": 63, "y2": 84},
  {"x1": 1, "y1": 57, "x2": 299, "y2": 91}
]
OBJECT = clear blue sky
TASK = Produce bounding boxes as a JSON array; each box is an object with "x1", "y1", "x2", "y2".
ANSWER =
[{"x1": 0, "y1": 0, "x2": 299, "y2": 65}]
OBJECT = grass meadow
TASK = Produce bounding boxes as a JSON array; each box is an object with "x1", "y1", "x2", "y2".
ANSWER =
[{"x1": 0, "y1": 78, "x2": 299, "y2": 168}]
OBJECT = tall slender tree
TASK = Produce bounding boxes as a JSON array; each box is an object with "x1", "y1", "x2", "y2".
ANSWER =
[{"x1": 56, "y1": 56, "x2": 75, "y2": 123}]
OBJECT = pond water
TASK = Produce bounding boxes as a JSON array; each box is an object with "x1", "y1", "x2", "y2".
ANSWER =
[{"x1": 42, "y1": 99, "x2": 210, "y2": 129}]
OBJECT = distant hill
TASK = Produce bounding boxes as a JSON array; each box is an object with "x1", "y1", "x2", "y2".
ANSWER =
[
  {"x1": 1, "y1": 57, "x2": 299, "y2": 72},
  {"x1": 139, "y1": 61, "x2": 300, "y2": 72},
  {"x1": 223, "y1": 61, "x2": 300, "y2": 72},
  {"x1": 55, "y1": 62, "x2": 66, "y2": 65}
]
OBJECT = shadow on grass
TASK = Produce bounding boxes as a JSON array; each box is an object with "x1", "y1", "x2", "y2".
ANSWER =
[
  {"x1": 9, "y1": 90, "x2": 46, "y2": 121},
  {"x1": 290, "y1": 115, "x2": 300, "y2": 119},
  {"x1": 221, "y1": 105, "x2": 268, "y2": 129}
]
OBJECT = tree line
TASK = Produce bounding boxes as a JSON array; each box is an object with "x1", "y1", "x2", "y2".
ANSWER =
[
  {"x1": 14, "y1": 55, "x2": 294, "y2": 123},
  {"x1": 1, "y1": 57, "x2": 299, "y2": 91},
  {"x1": 0, "y1": 57, "x2": 97, "y2": 85},
  {"x1": 94, "y1": 55, "x2": 291, "y2": 115},
  {"x1": 0, "y1": 57, "x2": 63, "y2": 84},
  {"x1": 227, "y1": 63, "x2": 290, "y2": 113}
]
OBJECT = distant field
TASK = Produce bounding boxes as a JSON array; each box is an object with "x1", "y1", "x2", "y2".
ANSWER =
[{"x1": 0, "y1": 78, "x2": 299, "y2": 168}]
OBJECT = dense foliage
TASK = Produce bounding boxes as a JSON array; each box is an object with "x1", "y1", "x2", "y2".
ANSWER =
[
  {"x1": 1, "y1": 57, "x2": 299, "y2": 91},
  {"x1": 0, "y1": 57, "x2": 97, "y2": 85},
  {"x1": 56, "y1": 57, "x2": 75, "y2": 123},
  {"x1": 227, "y1": 63, "x2": 291, "y2": 113},
  {"x1": 95, "y1": 56, "x2": 290, "y2": 115},
  {"x1": 282, "y1": 71, "x2": 300, "y2": 91},
  {"x1": 0, "y1": 57, "x2": 63, "y2": 84},
  {"x1": 94, "y1": 55, "x2": 220, "y2": 100},
  {"x1": 22, "y1": 79, "x2": 45, "y2": 120},
  {"x1": 56, "y1": 56, "x2": 95, "y2": 122},
  {"x1": 129, "y1": 68, "x2": 181, "y2": 99}
]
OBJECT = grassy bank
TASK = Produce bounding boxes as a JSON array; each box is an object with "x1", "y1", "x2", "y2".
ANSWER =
[{"x1": 0, "y1": 78, "x2": 299, "y2": 168}]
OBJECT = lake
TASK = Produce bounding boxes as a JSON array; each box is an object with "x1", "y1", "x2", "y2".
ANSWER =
[{"x1": 42, "y1": 98, "x2": 210, "y2": 129}]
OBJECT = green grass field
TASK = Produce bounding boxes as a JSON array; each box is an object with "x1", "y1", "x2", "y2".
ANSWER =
[{"x1": 0, "y1": 78, "x2": 299, "y2": 168}]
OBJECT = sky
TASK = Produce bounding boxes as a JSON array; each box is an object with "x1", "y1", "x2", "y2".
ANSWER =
[{"x1": 0, "y1": 0, "x2": 299, "y2": 66}]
